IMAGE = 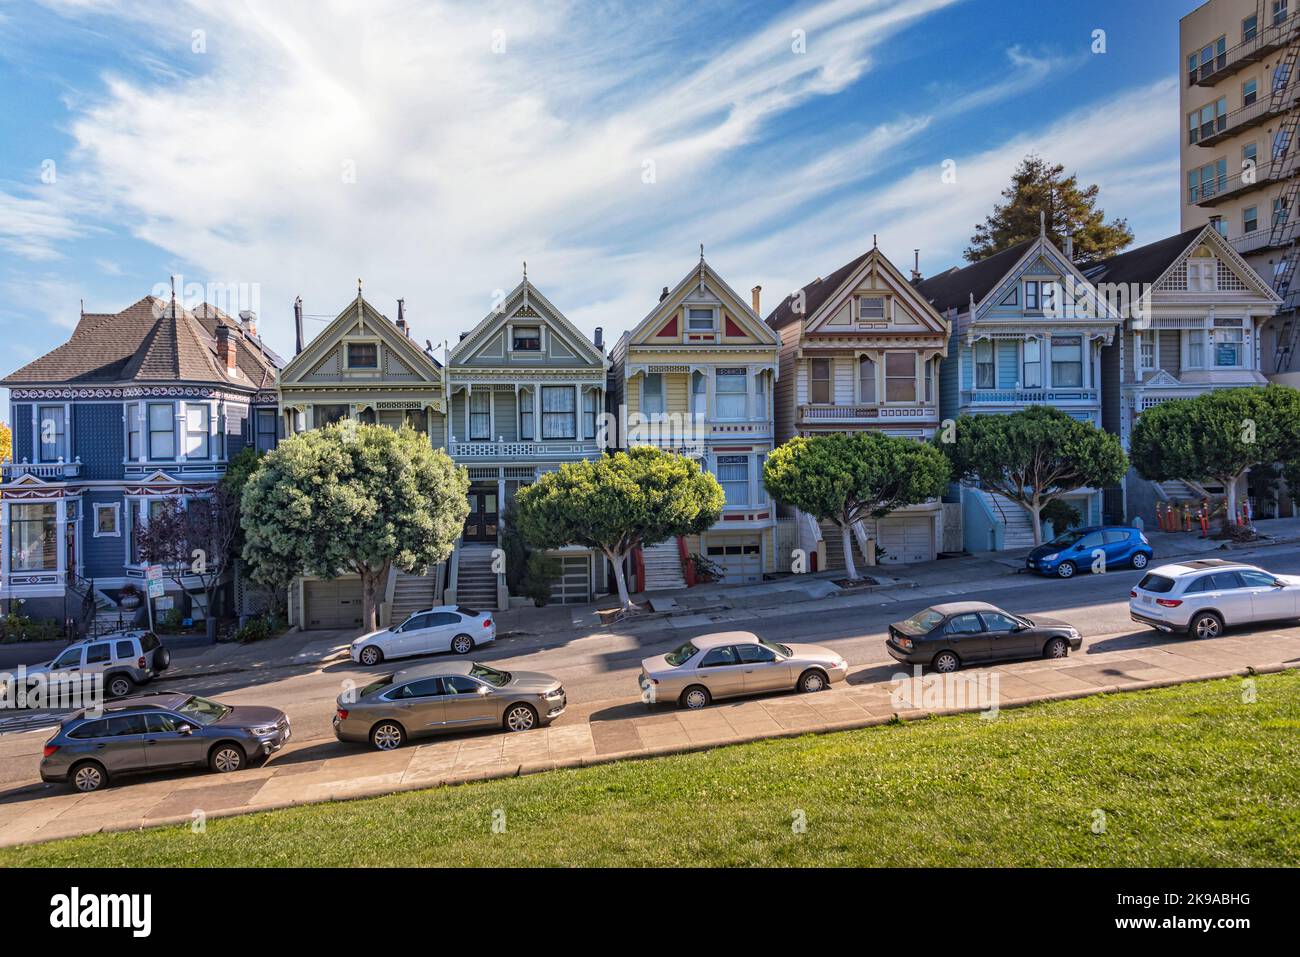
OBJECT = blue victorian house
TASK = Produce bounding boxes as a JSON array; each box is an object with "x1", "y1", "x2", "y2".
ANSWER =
[
  {"x1": 916, "y1": 229, "x2": 1123, "y2": 552},
  {"x1": 1, "y1": 295, "x2": 282, "y2": 631}
]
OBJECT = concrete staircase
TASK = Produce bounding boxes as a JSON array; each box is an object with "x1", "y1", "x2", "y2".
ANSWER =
[
  {"x1": 818, "y1": 519, "x2": 867, "y2": 572},
  {"x1": 978, "y1": 490, "x2": 1036, "y2": 550},
  {"x1": 454, "y1": 545, "x2": 500, "y2": 610},
  {"x1": 1159, "y1": 479, "x2": 1200, "y2": 502},
  {"x1": 641, "y1": 540, "x2": 686, "y2": 591},
  {"x1": 390, "y1": 569, "x2": 439, "y2": 623}
]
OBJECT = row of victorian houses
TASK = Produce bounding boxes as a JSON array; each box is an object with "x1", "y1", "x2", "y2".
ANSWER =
[{"x1": 0, "y1": 222, "x2": 1285, "y2": 633}]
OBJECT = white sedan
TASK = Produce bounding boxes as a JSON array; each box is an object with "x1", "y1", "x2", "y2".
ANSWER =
[
  {"x1": 350, "y1": 605, "x2": 496, "y2": 665},
  {"x1": 1129, "y1": 559, "x2": 1300, "y2": 639}
]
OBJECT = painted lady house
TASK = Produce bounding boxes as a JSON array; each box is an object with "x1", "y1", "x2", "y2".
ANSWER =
[
  {"x1": 608, "y1": 254, "x2": 780, "y2": 589},
  {"x1": 1085, "y1": 224, "x2": 1282, "y2": 519},
  {"x1": 916, "y1": 228, "x2": 1124, "y2": 552},
  {"x1": 276, "y1": 291, "x2": 448, "y2": 630},
  {"x1": 766, "y1": 244, "x2": 951, "y2": 571},
  {"x1": 444, "y1": 272, "x2": 609, "y2": 608},
  {"x1": 0, "y1": 295, "x2": 282, "y2": 631}
]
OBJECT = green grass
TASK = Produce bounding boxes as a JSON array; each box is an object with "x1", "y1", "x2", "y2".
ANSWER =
[{"x1": 5, "y1": 672, "x2": 1300, "y2": 867}]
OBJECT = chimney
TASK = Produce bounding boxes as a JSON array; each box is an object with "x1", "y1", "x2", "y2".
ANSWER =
[
  {"x1": 910, "y1": 249, "x2": 922, "y2": 283},
  {"x1": 216, "y1": 324, "x2": 238, "y2": 375},
  {"x1": 751, "y1": 285, "x2": 762, "y2": 315},
  {"x1": 238, "y1": 309, "x2": 258, "y2": 336},
  {"x1": 396, "y1": 298, "x2": 408, "y2": 336},
  {"x1": 594, "y1": 326, "x2": 604, "y2": 352},
  {"x1": 1064, "y1": 235, "x2": 1075, "y2": 261},
  {"x1": 294, "y1": 297, "x2": 304, "y2": 354},
  {"x1": 659, "y1": 286, "x2": 670, "y2": 302}
]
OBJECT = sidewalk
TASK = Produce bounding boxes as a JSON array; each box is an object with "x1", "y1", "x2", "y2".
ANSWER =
[
  {"x1": 161, "y1": 630, "x2": 353, "y2": 680},
  {"x1": 2, "y1": 625, "x2": 1297, "y2": 848}
]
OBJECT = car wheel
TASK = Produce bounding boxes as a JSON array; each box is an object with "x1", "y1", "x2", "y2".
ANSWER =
[
  {"x1": 1131, "y1": 551, "x2": 1150, "y2": 570},
  {"x1": 680, "y1": 685, "x2": 711, "y2": 710},
  {"x1": 504, "y1": 703, "x2": 538, "y2": 732},
  {"x1": 797, "y1": 669, "x2": 829, "y2": 694},
  {"x1": 209, "y1": 742, "x2": 246, "y2": 774},
  {"x1": 1191, "y1": 611, "x2": 1223, "y2": 640},
  {"x1": 69, "y1": 760, "x2": 107, "y2": 793},
  {"x1": 1044, "y1": 637, "x2": 1069, "y2": 660},
  {"x1": 932, "y1": 650, "x2": 960, "y2": 674},
  {"x1": 107, "y1": 674, "x2": 135, "y2": 699},
  {"x1": 359, "y1": 645, "x2": 383, "y2": 666},
  {"x1": 451, "y1": 634, "x2": 474, "y2": 655},
  {"x1": 1056, "y1": 561, "x2": 1076, "y2": 579},
  {"x1": 370, "y1": 721, "x2": 405, "y2": 751}
]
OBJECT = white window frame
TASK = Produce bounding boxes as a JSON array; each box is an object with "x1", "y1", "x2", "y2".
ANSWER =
[
  {"x1": 36, "y1": 403, "x2": 68, "y2": 463},
  {"x1": 642, "y1": 373, "x2": 665, "y2": 416},
  {"x1": 184, "y1": 402, "x2": 211, "y2": 460},
  {"x1": 1137, "y1": 331, "x2": 1156, "y2": 372},
  {"x1": 715, "y1": 454, "x2": 750, "y2": 508},
  {"x1": 255, "y1": 407, "x2": 277, "y2": 452},
  {"x1": 1023, "y1": 338, "x2": 1042, "y2": 389},
  {"x1": 93, "y1": 502, "x2": 121, "y2": 538},
  {"x1": 509, "y1": 324, "x2": 543, "y2": 353},
  {"x1": 1049, "y1": 336, "x2": 1084, "y2": 388},
  {"x1": 583, "y1": 388, "x2": 599, "y2": 440},
  {"x1": 519, "y1": 387, "x2": 535, "y2": 441},
  {"x1": 690, "y1": 370, "x2": 707, "y2": 418},
  {"x1": 343, "y1": 339, "x2": 381, "y2": 371},
  {"x1": 1024, "y1": 281, "x2": 1040, "y2": 311},
  {"x1": 685, "y1": 306, "x2": 717, "y2": 333},
  {"x1": 1187, "y1": 258, "x2": 1218, "y2": 291},
  {"x1": 1213, "y1": 320, "x2": 1245, "y2": 367},
  {"x1": 858, "y1": 356, "x2": 877, "y2": 404},
  {"x1": 468, "y1": 391, "x2": 492, "y2": 440},
  {"x1": 541, "y1": 385, "x2": 577, "y2": 440},
  {"x1": 857, "y1": 296, "x2": 886, "y2": 322},
  {"x1": 147, "y1": 402, "x2": 176, "y2": 460},
  {"x1": 714, "y1": 368, "x2": 748, "y2": 420},
  {"x1": 883, "y1": 351, "x2": 918, "y2": 404},
  {"x1": 974, "y1": 340, "x2": 995, "y2": 390},
  {"x1": 809, "y1": 359, "x2": 832, "y2": 404}
]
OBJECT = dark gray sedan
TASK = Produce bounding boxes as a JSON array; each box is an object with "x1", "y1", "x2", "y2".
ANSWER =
[
  {"x1": 885, "y1": 601, "x2": 1081, "y2": 673},
  {"x1": 40, "y1": 692, "x2": 290, "y2": 792},
  {"x1": 334, "y1": 661, "x2": 566, "y2": 750}
]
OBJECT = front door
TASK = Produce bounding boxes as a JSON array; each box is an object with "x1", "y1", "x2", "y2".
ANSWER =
[{"x1": 464, "y1": 488, "x2": 498, "y2": 543}]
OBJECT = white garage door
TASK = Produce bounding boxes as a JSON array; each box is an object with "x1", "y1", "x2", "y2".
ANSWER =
[
  {"x1": 304, "y1": 578, "x2": 365, "y2": 630},
  {"x1": 549, "y1": 553, "x2": 593, "y2": 605},
  {"x1": 705, "y1": 537, "x2": 763, "y2": 584},
  {"x1": 876, "y1": 516, "x2": 934, "y2": 565}
]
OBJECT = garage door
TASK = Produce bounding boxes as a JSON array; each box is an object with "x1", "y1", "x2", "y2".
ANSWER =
[
  {"x1": 876, "y1": 516, "x2": 934, "y2": 565},
  {"x1": 705, "y1": 537, "x2": 762, "y2": 584},
  {"x1": 303, "y1": 578, "x2": 365, "y2": 630},
  {"x1": 549, "y1": 553, "x2": 592, "y2": 605}
]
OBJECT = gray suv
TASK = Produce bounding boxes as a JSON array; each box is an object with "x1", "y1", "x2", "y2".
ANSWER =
[
  {"x1": 3, "y1": 630, "x2": 170, "y2": 701},
  {"x1": 40, "y1": 691, "x2": 290, "y2": 792}
]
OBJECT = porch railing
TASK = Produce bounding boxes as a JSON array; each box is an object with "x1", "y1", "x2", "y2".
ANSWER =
[{"x1": 1, "y1": 459, "x2": 81, "y2": 481}]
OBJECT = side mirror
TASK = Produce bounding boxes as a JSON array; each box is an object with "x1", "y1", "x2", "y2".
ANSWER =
[
  {"x1": 177, "y1": 724, "x2": 194, "y2": 735},
  {"x1": 477, "y1": 686, "x2": 492, "y2": 695},
  {"x1": 1274, "y1": 579, "x2": 1287, "y2": 588},
  {"x1": 1013, "y1": 624, "x2": 1027, "y2": 632}
]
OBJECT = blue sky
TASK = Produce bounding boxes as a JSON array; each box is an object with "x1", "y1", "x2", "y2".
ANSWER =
[{"x1": 0, "y1": 0, "x2": 1193, "y2": 420}]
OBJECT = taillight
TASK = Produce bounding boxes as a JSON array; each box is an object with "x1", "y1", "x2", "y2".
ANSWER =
[
  {"x1": 138, "y1": 656, "x2": 146, "y2": 669},
  {"x1": 1156, "y1": 598, "x2": 1183, "y2": 608},
  {"x1": 483, "y1": 618, "x2": 492, "y2": 628},
  {"x1": 43, "y1": 745, "x2": 59, "y2": 758},
  {"x1": 336, "y1": 708, "x2": 349, "y2": 721},
  {"x1": 1130, "y1": 591, "x2": 1137, "y2": 598}
]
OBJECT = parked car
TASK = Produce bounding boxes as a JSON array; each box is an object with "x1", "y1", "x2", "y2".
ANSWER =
[
  {"x1": 40, "y1": 691, "x2": 290, "y2": 793},
  {"x1": 885, "y1": 601, "x2": 1081, "y2": 673},
  {"x1": 0, "y1": 630, "x2": 170, "y2": 702},
  {"x1": 350, "y1": 606, "x2": 495, "y2": 666},
  {"x1": 1025, "y1": 525, "x2": 1152, "y2": 578},
  {"x1": 334, "y1": 660, "x2": 565, "y2": 749},
  {"x1": 638, "y1": 630, "x2": 848, "y2": 710},
  {"x1": 1129, "y1": 559, "x2": 1300, "y2": 639}
]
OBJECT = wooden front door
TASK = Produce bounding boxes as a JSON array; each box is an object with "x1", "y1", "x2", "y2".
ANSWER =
[{"x1": 464, "y1": 488, "x2": 499, "y2": 542}]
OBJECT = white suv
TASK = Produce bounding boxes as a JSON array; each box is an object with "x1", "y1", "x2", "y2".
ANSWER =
[{"x1": 1129, "y1": 559, "x2": 1300, "y2": 639}]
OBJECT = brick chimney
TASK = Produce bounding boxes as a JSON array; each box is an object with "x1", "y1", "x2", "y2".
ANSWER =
[
  {"x1": 751, "y1": 285, "x2": 761, "y2": 315},
  {"x1": 238, "y1": 309, "x2": 258, "y2": 336},
  {"x1": 216, "y1": 325, "x2": 238, "y2": 375}
]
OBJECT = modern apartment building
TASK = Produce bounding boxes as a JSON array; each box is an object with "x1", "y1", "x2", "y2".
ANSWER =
[{"x1": 1180, "y1": 0, "x2": 1300, "y2": 384}]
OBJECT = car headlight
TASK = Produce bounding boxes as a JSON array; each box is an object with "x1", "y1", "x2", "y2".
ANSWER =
[
  {"x1": 246, "y1": 724, "x2": 280, "y2": 736},
  {"x1": 544, "y1": 687, "x2": 564, "y2": 699},
  {"x1": 1043, "y1": 553, "x2": 1059, "y2": 562}
]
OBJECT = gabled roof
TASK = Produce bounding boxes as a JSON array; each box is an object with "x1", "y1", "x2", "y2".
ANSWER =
[
  {"x1": 280, "y1": 293, "x2": 444, "y2": 385},
  {"x1": 1082, "y1": 227, "x2": 1206, "y2": 286},
  {"x1": 449, "y1": 278, "x2": 606, "y2": 367},
  {"x1": 2, "y1": 295, "x2": 277, "y2": 391},
  {"x1": 627, "y1": 257, "x2": 777, "y2": 347},
  {"x1": 765, "y1": 250, "x2": 872, "y2": 330},
  {"x1": 913, "y1": 240, "x2": 1034, "y2": 314}
]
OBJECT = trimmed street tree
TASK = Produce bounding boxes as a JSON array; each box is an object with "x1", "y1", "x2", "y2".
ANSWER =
[
  {"x1": 240, "y1": 422, "x2": 469, "y2": 631},
  {"x1": 513, "y1": 446, "x2": 724, "y2": 611},
  {"x1": 937, "y1": 405, "x2": 1127, "y2": 545},
  {"x1": 965, "y1": 155, "x2": 1133, "y2": 265},
  {"x1": 763, "y1": 431, "x2": 950, "y2": 581},
  {"x1": 1131, "y1": 385, "x2": 1300, "y2": 531}
]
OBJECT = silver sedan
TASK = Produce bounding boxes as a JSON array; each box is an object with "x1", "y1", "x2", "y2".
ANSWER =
[{"x1": 638, "y1": 630, "x2": 848, "y2": 710}]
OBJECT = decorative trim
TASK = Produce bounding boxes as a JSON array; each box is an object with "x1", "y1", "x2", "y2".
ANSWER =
[{"x1": 9, "y1": 385, "x2": 253, "y2": 401}]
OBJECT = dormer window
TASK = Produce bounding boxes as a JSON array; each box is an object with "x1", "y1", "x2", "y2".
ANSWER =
[
  {"x1": 858, "y1": 296, "x2": 886, "y2": 321},
  {"x1": 346, "y1": 342, "x2": 379, "y2": 368},
  {"x1": 512, "y1": 325, "x2": 541, "y2": 351},
  {"x1": 1187, "y1": 258, "x2": 1218, "y2": 291},
  {"x1": 686, "y1": 307, "x2": 717, "y2": 332}
]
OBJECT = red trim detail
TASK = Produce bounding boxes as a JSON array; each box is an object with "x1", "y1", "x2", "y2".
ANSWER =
[
  {"x1": 655, "y1": 316, "x2": 678, "y2": 337},
  {"x1": 724, "y1": 315, "x2": 745, "y2": 337}
]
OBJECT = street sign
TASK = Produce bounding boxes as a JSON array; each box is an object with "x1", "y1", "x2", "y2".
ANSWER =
[
  {"x1": 145, "y1": 565, "x2": 163, "y2": 581},
  {"x1": 147, "y1": 580, "x2": 166, "y2": 599}
]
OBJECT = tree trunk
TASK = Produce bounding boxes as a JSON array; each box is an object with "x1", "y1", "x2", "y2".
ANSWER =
[
  {"x1": 840, "y1": 523, "x2": 859, "y2": 581},
  {"x1": 607, "y1": 549, "x2": 635, "y2": 611},
  {"x1": 360, "y1": 564, "x2": 388, "y2": 633},
  {"x1": 1027, "y1": 497, "x2": 1043, "y2": 545},
  {"x1": 1222, "y1": 471, "x2": 1243, "y2": 532}
]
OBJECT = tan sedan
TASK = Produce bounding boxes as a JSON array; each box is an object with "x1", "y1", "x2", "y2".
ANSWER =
[{"x1": 638, "y1": 631, "x2": 848, "y2": 710}]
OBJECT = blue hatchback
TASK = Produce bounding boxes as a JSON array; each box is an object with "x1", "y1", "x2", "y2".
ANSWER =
[{"x1": 1025, "y1": 525, "x2": 1153, "y2": 578}]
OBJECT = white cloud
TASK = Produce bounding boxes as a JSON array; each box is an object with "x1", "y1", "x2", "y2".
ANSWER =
[{"x1": 0, "y1": 188, "x2": 83, "y2": 260}]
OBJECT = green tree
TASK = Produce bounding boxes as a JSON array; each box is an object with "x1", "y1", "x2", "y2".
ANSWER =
[
  {"x1": 937, "y1": 406, "x2": 1127, "y2": 545},
  {"x1": 0, "y1": 422, "x2": 11, "y2": 465},
  {"x1": 965, "y1": 155, "x2": 1134, "y2": 264},
  {"x1": 240, "y1": 422, "x2": 469, "y2": 631},
  {"x1": 763, "y1": 432, "x2": 950, "y2": 580},
  {"x1": 1131, "y1": 386, "x2": 1300, "y2": 531},
  {"x1": 513, "y1": 446, "x2": 724, "y2": 610}
]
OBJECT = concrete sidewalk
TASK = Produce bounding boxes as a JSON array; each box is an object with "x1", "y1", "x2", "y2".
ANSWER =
[
  {"x1": 161, "y1": 630, "x2": 353, "y2": 680},
  {"x1": 2, "y1": 625, "x2": 1297, "y2": 848}
]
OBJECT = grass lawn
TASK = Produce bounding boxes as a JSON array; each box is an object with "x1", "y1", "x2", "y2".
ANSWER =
[{"x1": 4, "y1": 671, "x2": 1298, "y2": 867}]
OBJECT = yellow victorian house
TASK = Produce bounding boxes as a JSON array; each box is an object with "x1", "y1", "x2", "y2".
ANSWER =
[{"x1": 608, "y1": 254, "x2": 780, "y2": 589}]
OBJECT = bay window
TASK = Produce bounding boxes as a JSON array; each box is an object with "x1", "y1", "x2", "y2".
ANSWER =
[
  {"x1": 924, "y1": 358, "x2": 934, "y2": 403},
  {"x1": 9, "y1": 503, "x2": 56, "y2": 571},
  {"x1": 1050, "y1": 336, "x2": 1084, "y2": 388},
  {"x1": 519, "y1": 389, "x2": 534, "y2": 440},
  {"x1": 690, "y1": 371, "x2": 706, "y2": 418},
  {"x1": 809, "y1": 359, "x2": 831, "y2": 404},
  {"x1": 859, "y1": 356, "x2": 877, "y2": 403},
  {"x1": 716, "y1": 455, "x2": 750, "y2": 507},
  {"x1": 541, "y1": 386, "x2": 576, "y2": 439},
  {"x1": 184, "y1": 403, "x2": 210, "y2": 459},
  {"x1": 1188, "y1": 329, "x2": 1206, "y2": 368},
  {"x1": 715, "y1": 368, "x2": 747, "y2": 419},
  {"x1": 37, "y1": 405, "x2": 67, "y2": 462},
  {"x1": 974, "y1": 340, "x2": 995, "y2": 389},
  {"x1": 1214, "y1": 319, "x2": 1244, "y2": 366},
  {"x1": 1023, "y1": 339, "x2": 1042, "y2": 388},
  {"x1": 642, "y1": 373, "x2": 665, "y2": 415},
  {"x1": 127, "y1": 404, "x2": 142, "y2": 460},
  {"x1": 469, "y1": 392, "x2": 491, "y2": 440},
  {"x1": 884, "y1": 352, "x2": 917, "y2": 402},
  {"x1": 583, "y1": 389, "x2": 599, "y2": 440},
  {"x1": 148, "y1": 402, "x2": 175, "y2": 459},
  {"x1": 754, "y1": 371, "x2": 766, "y2": 418},
  {"x1": 255, "y1": 408, "x2": 277, "y2": 452}
]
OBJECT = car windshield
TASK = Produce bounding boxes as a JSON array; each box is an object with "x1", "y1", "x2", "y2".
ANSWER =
[
  {"x1": 896, "y1": 609, "x2": 946, "y2": 635},
  {"x1": 665, "y1": 641, "x2": 699, "y2": 666},
  {"x1": 456, "y1": 606, "x2": 479, "y2": 617},
  {"x1": 1048, "y1": 530, "x2": 1088, "y2": 547},
  {"x1": 758, "y1": 637, "x2": 791, "y2": 658},
  {"x1": 470, "y1": 663, "x2": 510, "y2": 687},
  {"x1": 359, "y1": 676, "x2": 394, "y2": 697},
  {"x1": 1137, "y1": 574, "x2": 1176, "y2": 594},
  {"x1": 176, "y1": 695, "x2": 230, "y2": 725}
]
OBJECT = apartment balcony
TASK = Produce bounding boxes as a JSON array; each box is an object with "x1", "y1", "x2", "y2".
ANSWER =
[
  {"x1": 798, "y1": 403, "x2": 938, "y2": 427},
  {"x1": 1, "y1": 459, "x2": 82, "y2": 482},
  {"x1": 961, "y1": 388, "x2": 1099, "y2": 407},
  {"x1": 1193, "y1": 150, "x2": 1300, "y2": 207},
  {"x1": 1191, "y1": 13, "x2": 1299, "y2": 88},
  {"x1": 1193, "y1": 85, "x2": 1300, "y2": 148},
  {"x1": 449, "y1": 439, "x2": 602, "y2": 459},
  {"x1": 1231, "y1": 220, "x2": 1300, "y2": 255}
]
